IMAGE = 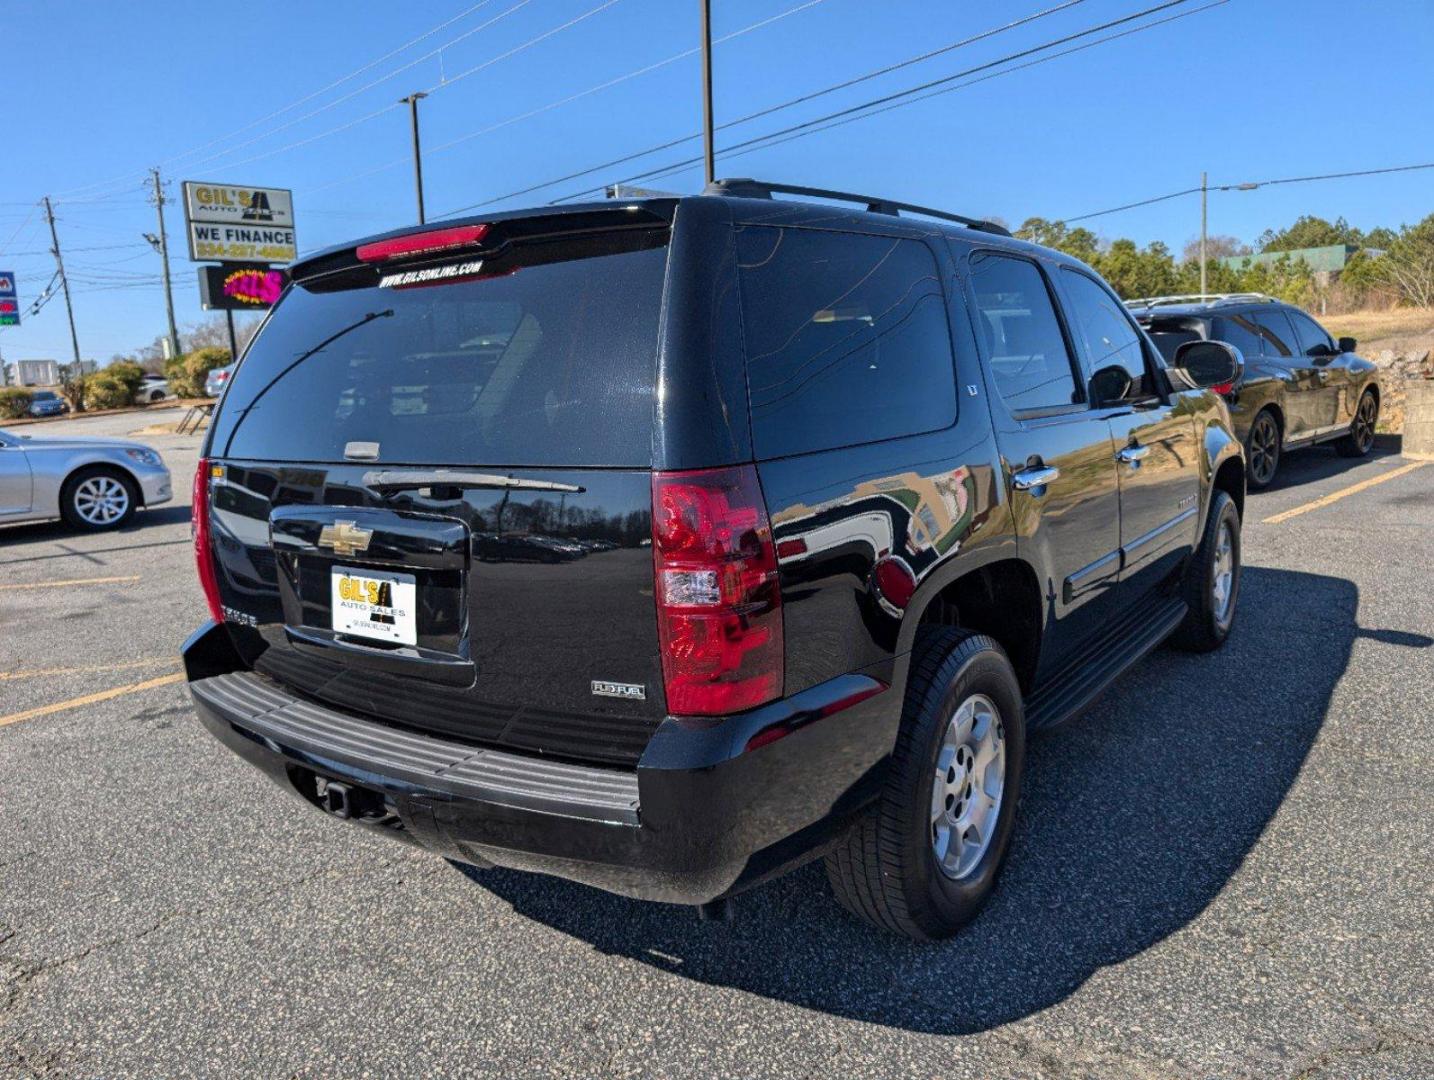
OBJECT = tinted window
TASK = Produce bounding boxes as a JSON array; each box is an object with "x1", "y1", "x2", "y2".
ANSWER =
[
  {"x1": 968, "y1": 253, "x2": 1079, "y2": 411},
  {"x1": 735, "y1": 227, "x2": 956, "y2": 458},
  {"x1": 33, "y1": 391, "x2": 57, "y2": 402},
  {"x1": 1286, "y1": 309, "x2": 1334, "y2": 356},
  {"x1": 1251, "y1": 310, "x2": 1296, "y2": 358},
  {"x1": 1144, "y1": 318, "x2": 1205, "y2": 362},
  {"x1": 1211, "y1": 315, "x2": 1264, "y2": 362},
  {"x1": 210, "y1": 230, "x2": 668, "y2": 467},
  {"x1": 1060, "y1": 269, "x2": 1150, "y2": 398}
]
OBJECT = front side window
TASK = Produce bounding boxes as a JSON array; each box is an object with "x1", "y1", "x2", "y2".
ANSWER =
[
  {"x1": 968, "y1": 253, "x2": 1079, "y2": 412},
  {"x1": 735, "y1": 226, "x2": 957, "y2": 459},
  {"x1": 1060, "y1": 269, "x2": 1151, "y2": 398},
  {"x1": 1251, "y1": 310, "x2": 1296, "y2": 358},
  {"x1": 1286, "y1": 309, "x2": 1334, "y2": 356}
]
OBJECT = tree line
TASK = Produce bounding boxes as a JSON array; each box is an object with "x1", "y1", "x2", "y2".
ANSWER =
[{"x1": 1012, "y1": 212, "x2": 1434, "y2": 311}]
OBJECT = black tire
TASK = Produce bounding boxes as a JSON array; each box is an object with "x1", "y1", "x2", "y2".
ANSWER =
[
  {"x1": 1169, "y1": 490, "x2": 1241, "y2": 653},
  {"x1": 1335, "y1": 389, "x2": 1378, "y2": 458},
  {"x1": 824, "y1": 628, "x2": 1026, "y2": 940},
  {"x1": 59, "y1": 466, "x2": 139, "y2": 532},
  {"x1": 1245, "y1": 409, "x2": 1281, "y2": 490},
  {"x1": 148, "y1": 389, "x2": 166, "y2": 403}
]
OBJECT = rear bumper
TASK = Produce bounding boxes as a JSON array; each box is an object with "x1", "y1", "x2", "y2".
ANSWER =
[{"x1": 184, "y1": 622, "x2": 896, "y2": 904}]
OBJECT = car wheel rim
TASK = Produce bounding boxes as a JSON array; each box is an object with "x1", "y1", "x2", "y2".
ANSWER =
[
  {"x1": 1355, "y1": 396, "x2": 1375, "y2": 451},
  {"x1": 1249, "y1": 417, "x2": 1277, "y2": 484},
  {"x1": 1211, "y1": 519, "x2": 1236, "y2": 626},
  {"x1": 931, "y1": 693, "x2": 1005, "y2": 881},
  {"x1": 74, "y1": 476, "x2": 129, "y2": 525}
]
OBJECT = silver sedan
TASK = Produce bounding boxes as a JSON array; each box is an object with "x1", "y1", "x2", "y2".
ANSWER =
[{"x1": 0, "y1": 427, "x2": 173, "y2": 532}]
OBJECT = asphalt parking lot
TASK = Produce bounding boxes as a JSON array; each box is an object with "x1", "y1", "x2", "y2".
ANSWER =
[{"x1": 2, "y1": 412, "x2": 1431, "y2": 1079}]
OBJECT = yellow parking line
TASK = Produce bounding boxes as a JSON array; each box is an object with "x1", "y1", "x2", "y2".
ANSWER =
[
  {"x1": 0, "y1": 672, "x2": 185, "y2": 728},
  {"x1": 0, "y1": 657, "x2": 180, "y2": 682},
  {"x1": 0, "y1": 575, "x2": 141, "y2": 591},
  {"x1": 1262, "y1": 460, "x2": 1429, "y2": 525}
]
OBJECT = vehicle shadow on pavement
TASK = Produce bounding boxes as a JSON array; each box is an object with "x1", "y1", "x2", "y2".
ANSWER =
[
  {"x1": 1256, "y1": 433, "x2": 1402, "y2": 492},
  {"x1": 459, "y1": 565, "x2": 1426, "y2": 1035}
]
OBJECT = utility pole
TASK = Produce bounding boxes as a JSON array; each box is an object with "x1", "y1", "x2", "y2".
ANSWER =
[
  {"x1": 399, "y1": 92, "x2": 429, "y2": 223},
  {"x1": 1199, "y1": 170, "x2": 1208, "y2": 297},
  {"x1": 700, "y1": 0, "x2": 715, "y2": 186},
  {"x1": 149, "y1": 168, "x2": 181, "y2": 361},
  {"x1": 42, "y1": 196, "x2": 82, "y2": 369}
]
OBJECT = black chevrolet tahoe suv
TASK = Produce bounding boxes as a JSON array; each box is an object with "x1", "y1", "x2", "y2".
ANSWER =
[{"x1": 184, "y1": 179, "x2": 1247, "y2": 940}]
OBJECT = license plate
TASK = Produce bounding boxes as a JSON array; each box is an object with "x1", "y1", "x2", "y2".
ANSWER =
[{"x1": 331, "y1": 566, "x2": 417, "y2": 646}]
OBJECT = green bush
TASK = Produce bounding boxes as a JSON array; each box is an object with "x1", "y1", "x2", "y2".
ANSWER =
[
  {"x1": 105, "y1": 360, "x2": 146, "y2": 395},
  {"x1": 0, "y1": 387, "x2": 33, "y2": 419},
  {"x1": 84, "y1": 373, "x2": 132, "y2": 410},
  {"x1": 166, "y1": 346, "x2": 231, "y2": 397}
]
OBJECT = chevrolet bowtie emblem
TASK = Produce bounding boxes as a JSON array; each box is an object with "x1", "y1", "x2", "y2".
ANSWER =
[{"x1": 318, "y1": 520, "x2": 373, "y2": 557}]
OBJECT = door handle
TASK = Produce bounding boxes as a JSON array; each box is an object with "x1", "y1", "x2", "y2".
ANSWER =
[
  {"x1": 1316, "y1": 369, "x2": 1331, "y2": 381},
  {"x1": 1012, "y1": 465, "x2": 1060, "y2": 491},
  {"x1": 1116, "y1": 444, "x2": 1150, "y2": 465}
]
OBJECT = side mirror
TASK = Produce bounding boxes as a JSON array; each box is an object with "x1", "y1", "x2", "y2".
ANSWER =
[
  {"x1": 1172, "y1": 340, "x2": 1243, "y2": 391},
  {"x1": 1307, "y1": 342, "x2": 1335, "y2": 359},
  {"x1": 1339, "y1": 336, "x2": 1357, "y2": 354},
  {"x1": 1089, "y1": 364, "x2": 1133, "y2": 405}
]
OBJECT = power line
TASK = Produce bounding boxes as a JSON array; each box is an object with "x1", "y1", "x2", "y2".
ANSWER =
[
  {"x1": 49, "y1": 0, "x2": 512, "y2": 201},
  {"x1": 299, "y1": 0, "x2": 836, "y2": 201},
  {"x1": 588, "y1": 0, "x2": 1229, "y2": 199},
  {"x1": 1059, "y1": 161, "x2": 1434, "y2": 224},
  {"x1": 175, "y1": 0, "x2": 621, "y2": 180},
  {"x1": 178, "y1": 0, "x2": 541, "y2": 175},
  {"x1": 439, "y1": 0, "x2": 1207, "y2": 218}
]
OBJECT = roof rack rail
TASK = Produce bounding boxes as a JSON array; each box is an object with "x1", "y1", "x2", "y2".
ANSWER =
[
  {"x1": 1125, "y1": 292, "x2": 1276, "y2": 310},
  {"x1": 703, "y1": 178, "x2": 1012, "y2": 237}
]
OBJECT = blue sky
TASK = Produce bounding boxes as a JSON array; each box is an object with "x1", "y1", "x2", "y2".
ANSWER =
[{"x1": 2, "y1": 0, "x2": 1431, "y2": 364}]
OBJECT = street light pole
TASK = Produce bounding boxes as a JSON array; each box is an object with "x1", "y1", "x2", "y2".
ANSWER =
[
  {"x1": 700, "y1": 0, "x2": 715, "y2": 186},
  {"x1": 1199, "y1": 170, "x2": 1208, "y2": 297},
  {"x1": 400, "y1": 92, "x2": 429, "y2": 224}
]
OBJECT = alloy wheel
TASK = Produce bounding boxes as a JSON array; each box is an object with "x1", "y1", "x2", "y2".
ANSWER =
[
  {"x1": 931, "y1": 693, "x2": 1006, "y2": 881},
  {"x1": 1211, "y1": 519, "x2": 1236, "y2": 627},
  {"x1": 1354, "y1": 394, "x2": 1376, "y2": 453},
  {"x1": 1248, "y1": 415, "x2": 1279, "y2": 486},
  {"x1": 73, "y1": 475, "x2": 130, "y2": 526}
]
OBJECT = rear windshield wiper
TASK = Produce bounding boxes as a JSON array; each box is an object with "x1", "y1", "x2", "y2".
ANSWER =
[{"x1": 361, "y1": 469, "x2": 586, "y2": 495}]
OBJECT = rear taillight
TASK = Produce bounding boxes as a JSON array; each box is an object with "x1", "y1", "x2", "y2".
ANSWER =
[
  {"x1": 192, "y1": 459, "x2": 225, "y2": 625},
  {"x1": 651, "y1": 465, "x2": 783, "y2": 716}
]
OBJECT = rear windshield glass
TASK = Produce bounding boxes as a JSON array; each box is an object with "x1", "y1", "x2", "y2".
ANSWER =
[
  {"x1": 210, "y1": 228, "x2": 668, "y2": 467},
  {"x1": 1145, "y1": 319, "x2": 1206, "y2": 362}
]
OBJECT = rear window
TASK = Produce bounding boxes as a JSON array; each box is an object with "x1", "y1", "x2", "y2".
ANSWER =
[
  {"x1": 735, "y1": 226, "x2": 956, "y2": 459},
  {"x1": 210, "y1": 228, "x2": 668, "y2": 467},
  {"x1": 1145, "y1": 318, "x2": 1207, "y2": 362}
]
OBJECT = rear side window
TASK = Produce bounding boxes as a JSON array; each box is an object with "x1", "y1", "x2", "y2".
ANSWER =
[
  {"x1": 968, "y1": 252, "x2": 1079, "y2": 412},
  {"x1": 210, "y1": 229, "x2": 668, "y2": 467},
  {"x1": 1212, "y1": 315, "x2": 1264, "y2": 361},
  {"x1": 735, "y1": 226, "x2": 956, "y2": 459}
]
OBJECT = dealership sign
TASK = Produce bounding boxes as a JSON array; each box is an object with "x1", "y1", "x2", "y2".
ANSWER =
[
  {"x1": 198, "y1": 264, "x2": 288, "y2": 311},
  {"x1": 0, "y1": 270, "x2": 18, "y2": 326},
  {"x1": 183, "y1": 181, "x2": 297, "y2": 263}
]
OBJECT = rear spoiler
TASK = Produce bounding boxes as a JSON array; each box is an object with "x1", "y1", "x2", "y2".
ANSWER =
[{"x1": 289, "y1": 203, "x2": 677, "y2": 285}]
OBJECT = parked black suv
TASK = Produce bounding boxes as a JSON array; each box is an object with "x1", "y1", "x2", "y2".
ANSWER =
[
  {"x1": 1129, "y1": 294, "x2": 1380, "y2": 489},
  {"x1": 184, "y1": 180, "x2": 1246, "y2": 940}
]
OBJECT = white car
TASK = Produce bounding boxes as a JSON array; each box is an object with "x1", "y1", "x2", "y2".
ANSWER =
[
  {"x1": 0, "y1": 427, "x2": 172, "y2": 531},
  {"x1": 135, "y1": 375, "x2": 170, "y2": 404}
]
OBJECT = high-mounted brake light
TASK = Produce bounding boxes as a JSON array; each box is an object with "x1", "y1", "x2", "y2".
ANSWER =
[
  {"x1": 356, "y1": 224, "x2": 490, "y2": 263},
  {"x1": 652, "y1": 465, "x2": 783, "y2": 716},
  {"x1": 192, "y1": 459, "x2": 225, "y2": 625}
]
